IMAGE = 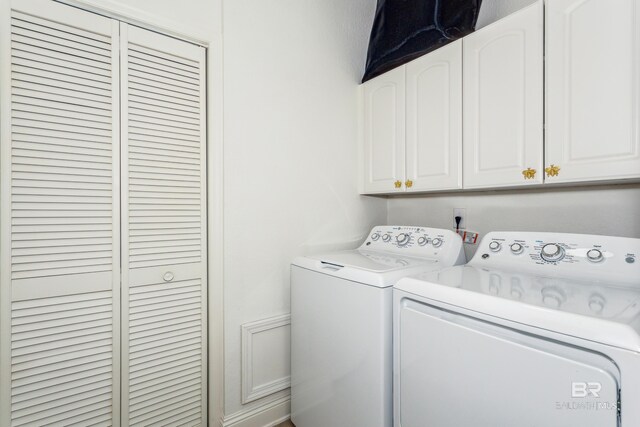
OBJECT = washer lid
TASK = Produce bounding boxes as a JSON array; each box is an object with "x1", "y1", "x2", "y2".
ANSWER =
[
  {"x1": 312, "y1": 249, "x2": 436, "y2": 273},
  {"x1": 395, "y1": 265, "x2": 640, "y2": 352},
  {"x1": 292, "y1": 249, "x2": 440, "y2": 288}
]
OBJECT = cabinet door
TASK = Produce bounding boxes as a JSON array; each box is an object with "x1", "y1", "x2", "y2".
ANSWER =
[
  {"x1": 546, "y1": 0, "x2": 640, "y2": 183},
  {"x1": 1, "y1": 0, "x2": 120, "y2": 425},
  {"x1": 120, "y1": 24, "x2": 207, "y2": 426},
  {"x1": 463, "y1": 2, "x2": 544, "y2": 189},
  {"x1": 406, "y1": 40, "x2": 462, "y2": 192},
  {"x1": 362, "y1": 67, "x2": 406, "y2": 194}
]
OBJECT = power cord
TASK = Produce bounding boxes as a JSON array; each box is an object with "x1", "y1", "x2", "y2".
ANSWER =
[{"x1": 455, "y1": 216, "x2": 462, "y2": 233}]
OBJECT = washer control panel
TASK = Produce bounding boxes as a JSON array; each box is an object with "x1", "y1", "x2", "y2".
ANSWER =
[
  {"x1": 473, "y1": 231, "x2": 640, "y2": 285},
  {"x1": 361, "y1": 226, "x2": 464, "y2": 261}
]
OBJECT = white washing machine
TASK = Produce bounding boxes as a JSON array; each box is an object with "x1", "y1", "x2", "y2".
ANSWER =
[
  {"x1": 394, "y1": 231, "x2": 640, "y2": 427},
  {"x1": 291, "y1": 226, "x2": 466, "y2": 427}
]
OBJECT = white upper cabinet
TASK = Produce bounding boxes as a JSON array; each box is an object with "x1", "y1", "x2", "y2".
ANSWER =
[
  {"x1": 359, "y1": 0, "x2": 636, "y2": 193},
  {"x1": 463, "y1": 1, "x2": 544, "y2": 189},
  {"x1": 545, "y1": 0, "x2": 640, "y2": 183},
  {"x1": 406, "y1": 40, "x2": 462, "y2": 192},
  {"x1": 362, "y1": 67, "x2": 406, "y2": 194}
]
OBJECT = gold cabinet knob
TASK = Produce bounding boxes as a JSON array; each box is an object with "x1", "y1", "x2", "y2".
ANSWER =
[
  {"x1": 405, "y1": 180, "x2": 413, "y2": 188},
  {"x1": 394, "y1": 180, "x2": 402, "y2": 188},
  {"x1": 545, "y1": 164, "x2": 561, "y2": 177},
  {"x1": 522, "y1": 168, "x2": 536, "y2": 179}
]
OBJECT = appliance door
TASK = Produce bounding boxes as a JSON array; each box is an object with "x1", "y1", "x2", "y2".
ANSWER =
[
  {"x1": 396, "y1": 295, "x2": 620, "y2": 427},
  {"x1": 291, "y1": 266, "x2": 392, "y2": 427}
]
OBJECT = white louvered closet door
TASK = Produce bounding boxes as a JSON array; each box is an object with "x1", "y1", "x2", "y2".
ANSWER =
[
  {"x1": 1, "y1": 0, "x2": 120, "y2": 426},
  {"x1": 120, "y1": 24, "x2": 207, "y2": 426}
]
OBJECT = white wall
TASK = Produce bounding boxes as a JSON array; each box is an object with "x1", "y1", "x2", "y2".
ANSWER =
[
  {"x1": 222, "y1": 0, "x2": 384, "y2": 421},
  {"x1": 476, "y1": 0, "x2": 537, "y2": 28}
]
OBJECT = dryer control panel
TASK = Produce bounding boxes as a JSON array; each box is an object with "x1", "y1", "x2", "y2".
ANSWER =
[
  {"x1": 360, "y1": 226, "x2": 465, "y2": 266},
  {"x1": 473, "y1": 232, "x2": 640, "y2": 286}
]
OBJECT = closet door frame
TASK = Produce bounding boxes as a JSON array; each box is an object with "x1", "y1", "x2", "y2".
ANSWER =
[
  {"x1": 1, "y1": 0, "x2": 216, "y2": 424},
  {"x1": 1, "y1": 3, "x2": 209, "y2": 424}
]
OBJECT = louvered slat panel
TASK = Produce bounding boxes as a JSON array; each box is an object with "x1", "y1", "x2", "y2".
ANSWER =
[
  {"x1": 4, "y1": 2, "x2": 119, "y2": 426},
  {"x1": 10, "y1": 292, "x2": 114, "y2": 426},
  {"x1": 128, "y1": 47, "x2": 201, "y2": 75},
  {"x1": 127, "y1": 45, "x2": 202, "y2": 271},
  {"x1": 122, "y1": 23, "x2": 206, "y2": 426},
  {"x1": 11, "y1": 7, "x2": 114, "y2": 281},
  {"x1": 10, "y1": 11, "x2": 116, "y2": 275},
  {"x1": 127, "y1": 280, "x2": 203, "y2": 425}
]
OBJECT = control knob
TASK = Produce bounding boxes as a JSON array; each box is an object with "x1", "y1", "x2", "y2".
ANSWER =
[
  {"x1": 431, "y1": 238, "x2": 443, "y2": 248},
  {"x1": 586, "y1": 249, "x2": 604, "y2": 263},
  {"x1": 417, "y1": 236, "x2": 428, "y2": 246},
  {"x1": 488, "y1": 241, "x2": 501, "y2": 252},
  {"x1": 382, "y1": 234, "x2": 391, "y2": 242},
  {"x1": 396, "y1": 233, "x2": 410, "y2": 246},
  {"x1": 540, "y1": 244, "x2": 565, "y2": 262},
  {"x1": 510, "y1": 243, "x2": 524, "y2": 254},
  {"x1": 371, "y1": 233, "x2": 381, "y2": 241}
]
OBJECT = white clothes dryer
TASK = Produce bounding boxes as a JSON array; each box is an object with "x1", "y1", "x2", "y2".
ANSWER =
[{"x1": 394, "y1": 231, "x2": 640, "y2": 427}]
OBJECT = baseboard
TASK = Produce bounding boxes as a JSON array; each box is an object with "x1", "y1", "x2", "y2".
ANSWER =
[
  {"x1": 262, "y1": 414, "x2": 290, "y2": 427},
  {"x1": 221, "y1": 395, "x2": 290, "y2": 427}
]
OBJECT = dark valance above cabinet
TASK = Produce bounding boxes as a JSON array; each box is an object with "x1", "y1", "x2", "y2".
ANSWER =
[{"x1": 362, "y1": 0, "x2": 483, "y2": 82}]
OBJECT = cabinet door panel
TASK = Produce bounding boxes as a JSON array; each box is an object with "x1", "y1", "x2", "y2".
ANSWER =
[
  {"x1": 362, "y1": 67, "x2": 406, "y2": 194},
  {"x1": 463, "y1": 2, "x2": 544, "y2": 188},
  {"x1": 121, "y1": 24, "x2": 207, "y2": 426},
  {"x1": 546, "y1": 0, "x2": 640, "y2": 183},
  {"x1": 406, "y1": 40, "x2": 462, "y2": 192},
  {"x1": 1, "y1": 0, "x2": 120, "y2": 424}
]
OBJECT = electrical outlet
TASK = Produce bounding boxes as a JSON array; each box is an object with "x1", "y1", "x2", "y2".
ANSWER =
[{"x1": 453, "y1": 208, "x2": 466, "y2": 230}]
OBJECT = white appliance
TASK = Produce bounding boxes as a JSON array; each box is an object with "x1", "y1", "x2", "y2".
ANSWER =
[
  {"x1": 291, "y1": 226, "x2": 466, "y2": 427},
  {"x1": 394, "y1": 232, "x2": 640, "y2": 427}
]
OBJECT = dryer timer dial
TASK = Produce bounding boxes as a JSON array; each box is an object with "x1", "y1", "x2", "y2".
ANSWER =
[{"x1": 540, "y1": 243, "x2": 565, "y2": 262}]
